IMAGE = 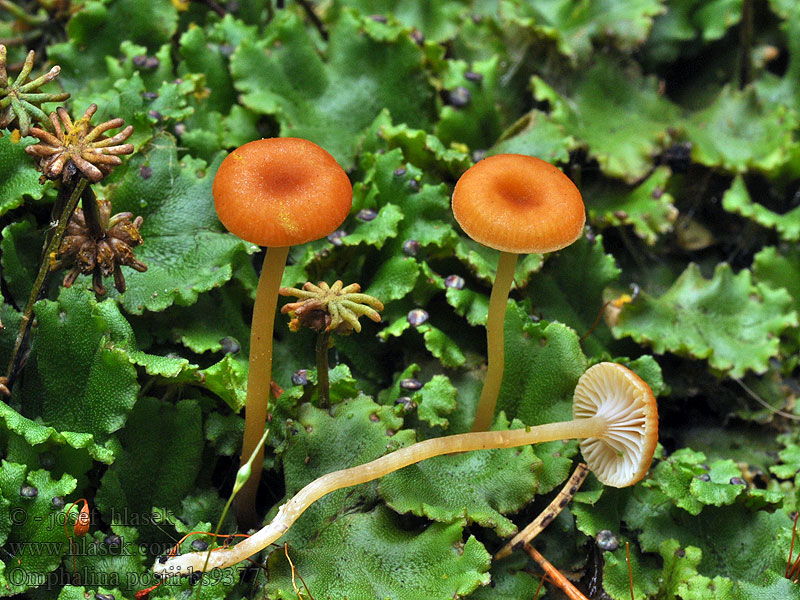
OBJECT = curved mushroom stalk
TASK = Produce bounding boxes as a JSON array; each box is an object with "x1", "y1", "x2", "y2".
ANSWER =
[
  {"x1": 153, "y1": 363, "x2": 657, "y2": 577},
  {"x1": 474, "y1": 250, "x2": 518, "y2": 432}
]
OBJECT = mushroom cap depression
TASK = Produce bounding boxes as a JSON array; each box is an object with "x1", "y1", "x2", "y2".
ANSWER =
[
  {"x1": 573, "y1": 362, "x2": 659, "y2": 487},
  {"x1": 213, "y1": 138, "x2": 352, "y2": 247},
  {"x1": 451, "y1": 154, "x2": 585, "y2": 254}
]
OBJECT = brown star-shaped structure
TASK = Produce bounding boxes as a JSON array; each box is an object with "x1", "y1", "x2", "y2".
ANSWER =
[
  {"x1": 25, "y1": 103, "x2": 133, "y2": 183},
  {"x1": 52, "y1": 196, "x2": 147, "y2": 295}
]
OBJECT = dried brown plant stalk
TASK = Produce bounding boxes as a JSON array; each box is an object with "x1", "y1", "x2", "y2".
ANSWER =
[{"x1": 495, "y1": 462, "x2": 590, "y2": 560}]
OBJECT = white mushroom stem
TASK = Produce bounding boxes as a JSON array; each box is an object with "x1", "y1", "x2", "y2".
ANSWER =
[{"x1": 153, "y1": 416, "x2": 607, "y2": 576}]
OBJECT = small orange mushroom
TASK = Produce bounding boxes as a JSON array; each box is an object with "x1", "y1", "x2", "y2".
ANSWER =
[
  {"x1": 452, "y1": 154, "x2": 585, "y2": 431},
  {"x1": 213, "y1": 138, "x2": 352, "y2": 527}
]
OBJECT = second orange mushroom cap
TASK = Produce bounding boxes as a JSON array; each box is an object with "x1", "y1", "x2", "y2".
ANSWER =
[
  {"x1": 452, "y1": 154, "x2": 585, "y2": 254},
  {"x1": 213, "y1": 137, "x2": 353, "y2": 247}
]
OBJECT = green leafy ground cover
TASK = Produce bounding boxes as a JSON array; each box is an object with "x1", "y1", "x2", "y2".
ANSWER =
[{"x1": 0, "y1": 0, "x2": 799, "y2": 598}]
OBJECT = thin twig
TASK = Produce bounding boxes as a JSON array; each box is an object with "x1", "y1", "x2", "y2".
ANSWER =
[
  {"x1": 580, "y1": 301, "x2": 611, "y2": 343},
  {"x1": 5, "y1": 178, "x2": 87, "y2": 383},
  {"x1": 495, "y1": 463, "x2": 590, "y2": 560},
  {"x1": 533, "y1": 573, "x2": 547, "y2": 600},
  {"x1": 789, "y1": 515, "x2": 800, "y2": 581},
  {"x1": 285, "y1": 543, "x2": 314, "y2": 600},
  {"x1": 733, "y1": 376, "x2": 800, "y2": 421},
  {"x1": 525, "y1": 544, "x2": 590, "y2": 600},
  {"x1": 786, "y1": 512, "x2": 799, "y2": 578},
  {"x1": 295, "y1": 0, "x2": 328, "y2": 41},
  {"x1": 296, "y1": 562, "x2": 314, "y2": 599},
  {"x1": 286, "y1": 543, "x2": 303, "y2": 599}
]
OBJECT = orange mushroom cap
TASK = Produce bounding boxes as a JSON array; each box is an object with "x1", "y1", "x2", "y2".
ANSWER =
[
  {"x1": 451, "y1": 154, "x2": 585, "y2": 254},
  {"x1": 213, "y1": 138, "x2": 353, "y2": 247}
]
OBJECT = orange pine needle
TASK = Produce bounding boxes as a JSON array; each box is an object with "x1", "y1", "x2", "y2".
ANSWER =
[
  {"x1": 63, "y1": 498, "x2": 89, "y2": 584},
  {"x1": 790, "y1": 545, "x2": 800, "y2": 581},
  {"x1": 792, "y1": 552, "x2": 800, "y2": 582},
  {"x1": 134, "y1": 581, "x2": 163, "y2": 599},
  {"x1": 73, "y1": 502, "x2": 90, "y2": 538},
  {"x1": 525, "y1": 543, "x2": 590, "y2": 600},
  {"x1": 788, "y1": 512, "x2": 800, "y2": 579},
  {"x1": 532, "y1": 573, "x2": 551, "y2": 600}
]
